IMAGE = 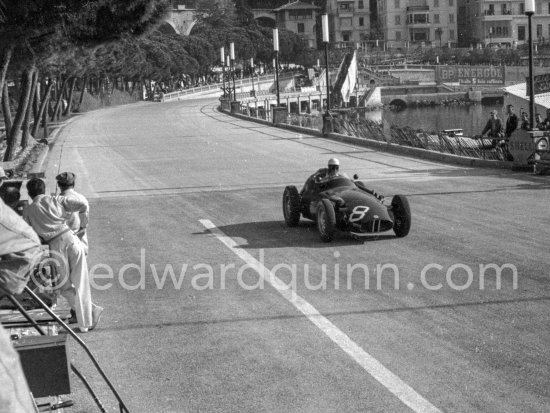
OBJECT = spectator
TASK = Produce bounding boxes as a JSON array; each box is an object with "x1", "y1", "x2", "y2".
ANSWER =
[
  {"x1": 0, "y1": 186, "x2": 27, "y2": 216},
  {"x1": 520, "y1": 111, "x2": 530, "y2": 130},
  {"x1": 23, "y1": 178, "x2": 103, "y2": 333},
  {"x1": 481, "y1": 110, "x2": 503, "y2": 139},
  {"x1": 535, "y1": 113, "x2": 545, "y2": 130},
  {"x1": 541, "y1": 108, "x2": 550, "y2": 130},
  {"x1": 56, "y1": 172, "x2": 89, "y2": 255},
  {"x1": 505, "y1": 104, "x2": 518, "y2": 137}
]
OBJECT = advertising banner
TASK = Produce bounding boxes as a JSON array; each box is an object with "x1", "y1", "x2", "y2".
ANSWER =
[
  {"x1": 436, "y1": 66, "x2": 505, "y2": 85},
  {"x1": 526, "y1": 73, "x2": 550, "y2": 95}
]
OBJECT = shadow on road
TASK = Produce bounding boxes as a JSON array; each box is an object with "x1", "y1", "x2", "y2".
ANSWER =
[{"x1": 194, "y1": 220, "x2": 398, "y2": 249}]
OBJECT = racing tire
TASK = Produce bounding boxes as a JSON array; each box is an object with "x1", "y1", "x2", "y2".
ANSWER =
[
  {"x1": 317, "y1": 199, "x2": 336, "y2": 242},
  {"x1": 391, "y1": 195, "x2": 411, "y2": 238},
  {"x1": 283, "y1": 186, "x2": 301, "y2": 227}
]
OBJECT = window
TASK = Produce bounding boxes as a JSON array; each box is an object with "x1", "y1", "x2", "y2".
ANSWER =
[
  {"x1": 343, "y1": 32, "x2": 350, "y2": 41},
  {"x1": 518, "y1": 25, "x2": 526, "y2": 41},
  {"x1": 537, "y1": 24, "x2": 543, "y2": 39},
  {"x1": 396, "y1": 31, "x2": 401, "y2": 41},
  {"x1": 289, "y1": 9, "x2": 312, "y2": 20},
  {"x1": 359, "y1": 17, "x2": 364, "y2": 26},
  {"x1": 520, "y1": 3, "x2": 524, "y2": 13},
  {"x1": 537, "y1": 2, "x2": 542, "y2": 14},
  {"x1": 434, "y1": 14, "x2": 439, "y2": 24},
  {"x1": 449, "y1": 0, "x2": 453, "y2": 6},
  {"x1": 395, "y1": 15, "x2": 401, "y2": 25},
  {"x1": 394, "y1": 0, "x2": 399, "y2": 8},
  {"x1": 449, "y1": 14, "x2": 454, "y2": 23},
  {"x1": 450, "y1": 29, "x2": 455, "y2": 40},
  {"x1": 340, "y1": 17, "x2": 352, "y2": 26},
  {"x1": 358, "y1": 0, "x2": 364, "y2": 9},
  {"x1": 298, "y1": 23, "x2": 305, "y2": 33},
  {"x1": 434, "y1": 0, "x2": 439, "y2": 7}
]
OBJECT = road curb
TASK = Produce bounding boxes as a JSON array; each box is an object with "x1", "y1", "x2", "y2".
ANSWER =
[{"x1": 220, "y1": 107, "x2": 513, "y2": 170}]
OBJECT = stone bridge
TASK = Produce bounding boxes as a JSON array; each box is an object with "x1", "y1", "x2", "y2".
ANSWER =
[{"x1": 163, "y1": 8, "x2": 275, "y2": 36}]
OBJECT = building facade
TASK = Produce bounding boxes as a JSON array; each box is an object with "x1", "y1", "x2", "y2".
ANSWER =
[
  {"x1": 274, "y1": 1, "x2": 321, "y2": 48},
  {"x1": 377, "y1": 0, "x2": 458, "y2": 49},
  {"x1": 457, "y1": 0, "x2": 550, "y2": 48},
  {"x1": 326, "y1": 0, "x2": 371, "y2": 45}
]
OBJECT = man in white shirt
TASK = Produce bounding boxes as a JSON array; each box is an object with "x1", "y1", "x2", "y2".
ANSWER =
[
  {"x1": 23, "y1": 178, "x2": 102, "y2": 333},
  {"x1": 56, "y1": 172, "x2": 89, "y2": 254}
]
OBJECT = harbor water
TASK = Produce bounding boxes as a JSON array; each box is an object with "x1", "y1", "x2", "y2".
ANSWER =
[{"x1": 365, "y1": 103, "x2": 504, "y2": 137}]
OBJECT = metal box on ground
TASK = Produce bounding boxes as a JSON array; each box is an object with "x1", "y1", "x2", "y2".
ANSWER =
[{"x1": 13, "y1": 334, "x2": 71, "y2": 398}]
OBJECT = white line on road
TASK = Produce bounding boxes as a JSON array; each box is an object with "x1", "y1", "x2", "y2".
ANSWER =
[{"x1": 199, "y1": 219, "x2": 441, "y2": 413}]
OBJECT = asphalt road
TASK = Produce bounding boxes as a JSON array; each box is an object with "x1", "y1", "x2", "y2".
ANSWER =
[{"x1": 44, "y1": 99, "x2": 550, "y2": 413}]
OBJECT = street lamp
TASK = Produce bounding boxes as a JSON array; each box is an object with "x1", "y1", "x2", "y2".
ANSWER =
[
  {"x1": 221, "y1": 47, "x2": 226, "y2": 98},
  {"x1": 230, "y1": 42, "x2": 236, "y2": 101},
  {"x1": 250, "y1": 57, "x2": 255, "y2": 96},
  {"x1": 273, "y1": 28, "x2": 280, "y2": 107},
  {"x1": 226, "y1": 55, "x2": 231, "y2": 100},
  {"x1": 322, "y1": 14, "x2": 330, "y2": 113},
  {"x1": 526, "y1": 0, "x2": 536, "y2": 129}
]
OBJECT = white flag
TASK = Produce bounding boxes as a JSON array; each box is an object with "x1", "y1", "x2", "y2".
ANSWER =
[{"x1": 341, "y1": 51, "x2": 357, "y2": 104}]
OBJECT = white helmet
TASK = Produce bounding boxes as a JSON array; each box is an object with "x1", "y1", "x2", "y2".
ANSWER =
[{"x1": 328, "y1": 158, "x2": 340, "y2": 167}]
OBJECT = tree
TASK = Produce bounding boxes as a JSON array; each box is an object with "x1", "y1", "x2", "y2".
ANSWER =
[{"x1": 0, "y1": 0, "x2": 171, "y2": 160}]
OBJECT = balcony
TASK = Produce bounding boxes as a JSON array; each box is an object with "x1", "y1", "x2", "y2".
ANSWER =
[
  {"x1": 481, "y1": 10, "x2": 515, "y2": 21},
  {"x1": 337, "y1": 5, "x2": 354, "y2": 17},
  {"x1": 407, "y1": 5, "x2": 429, "y2": 11}
]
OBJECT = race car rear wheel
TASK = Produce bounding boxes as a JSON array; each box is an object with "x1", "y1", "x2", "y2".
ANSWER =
[
  {"x1": 317, "y1": 199, "x2": 336, "y2": 242},
  {"x1": 391, "y1": 195, "x2": 411, "y2": 238},
  {"x1": 283, "y1": 186, "x2": 301, "y2": 227}
]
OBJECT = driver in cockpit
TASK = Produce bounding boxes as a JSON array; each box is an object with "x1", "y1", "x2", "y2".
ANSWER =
[{"x1": 315, "y1": 158, "x2": 341, "y2": 182}]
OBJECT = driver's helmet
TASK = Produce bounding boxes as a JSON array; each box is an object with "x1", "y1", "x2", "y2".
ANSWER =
[{"x1": 327, "y1": 158, "x2": 340, "y2": 176}]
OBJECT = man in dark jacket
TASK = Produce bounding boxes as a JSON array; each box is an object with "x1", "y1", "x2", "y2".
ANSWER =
[
  {"x1": 481, "y1": 110, "x2": 504, "y2": 139},
  {"x1": 505, "y1": 104, "x2": 518, "y2": 137}
]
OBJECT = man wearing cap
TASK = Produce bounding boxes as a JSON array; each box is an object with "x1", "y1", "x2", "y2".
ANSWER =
[
  {"x1": 23, "y1": 178, "x2": 103, "y2": 333},
  {"x1": 56, "y1": 172, "x2": 89, "y2": 255}
]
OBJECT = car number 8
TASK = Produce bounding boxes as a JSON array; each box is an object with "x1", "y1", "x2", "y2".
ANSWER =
[{"x1": 349, "y1": 206, "x2": 369, "y2": 222}]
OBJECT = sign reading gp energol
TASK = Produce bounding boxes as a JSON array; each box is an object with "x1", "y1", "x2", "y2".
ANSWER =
[{"x1": 436, "y1": 65, "x2": 505, "y2": 85}]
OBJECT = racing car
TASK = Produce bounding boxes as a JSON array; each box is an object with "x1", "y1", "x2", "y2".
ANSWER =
[{"x1": 282, "y1": 171, "x2": 411, "y2": 242}]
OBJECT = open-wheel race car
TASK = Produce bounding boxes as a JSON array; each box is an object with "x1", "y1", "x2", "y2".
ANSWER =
[{"x1": 282, "y1": 171, "x2": 411, "y2": 242}]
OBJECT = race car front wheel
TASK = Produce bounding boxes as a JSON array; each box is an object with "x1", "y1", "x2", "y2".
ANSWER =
[
  {"x1": 283, "y1": 186, "x2": 301, "y2": 227},
  {"x1": 391, "y1": 195, "x2": 411, "y2": 238},
  {"x1": 317, "y1": 199, "x2": 336, "y2": 242}
]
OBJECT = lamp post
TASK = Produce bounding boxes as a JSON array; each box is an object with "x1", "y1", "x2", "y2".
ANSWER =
[
  {"x1": 526, "y1": 0, "x2": 536, "y2": 129},
  {"x1": 221, "y1": 47, "x2": 226, "y2": 98},
  {"x1": 322, "y1": 14, "x2": 330, "y2": 113},
  {"x1": 250, "y1": 57, "x2": 255, "y2": 96},
  {"x1": 226, "y1": 55, "x2": 232, "y2": 100},
  {"x1": 273, "y1": 28, "x2": 280, "y2": 107},
  {"x1": 230, "y1": 42, "x2": 236, "y2": 101}
]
